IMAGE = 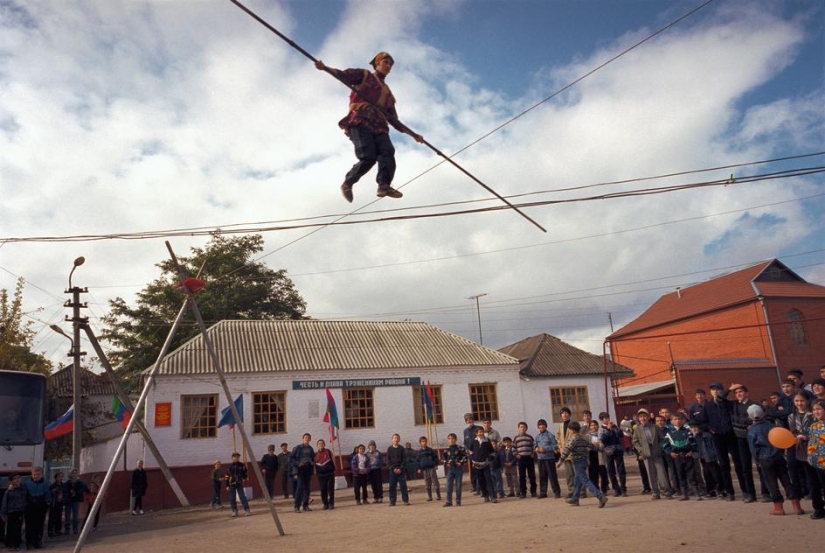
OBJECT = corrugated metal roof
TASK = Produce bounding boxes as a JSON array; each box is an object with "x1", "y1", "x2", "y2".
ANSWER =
[
  {"x1": 147, "y1": 320, "x2": 520, "y2": 376},
  {"x1": 616, "y1": 379, "x2": 675, "y2": 398},
  {"x1": 608, "y1": 259, "x2": 825, "y2": 339},
  {"x1": 498, "y1": 333, "x2": 633, "y2": 377},
  {"x1": 48, "y1": 365, "x2": 117, "y2": 397}
]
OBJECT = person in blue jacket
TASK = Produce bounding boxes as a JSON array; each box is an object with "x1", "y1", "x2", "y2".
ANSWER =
[{"x1": 23, "y1": 466, "x2": 51, "y2": 549}]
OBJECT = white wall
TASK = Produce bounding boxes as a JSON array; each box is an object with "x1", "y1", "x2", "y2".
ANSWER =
[
  {"x1": 519, "y1": 375, "x2": 618, "y2": 437},
  {"x1": 142, "y1": 365, "x2": 526, "y2": 469}
]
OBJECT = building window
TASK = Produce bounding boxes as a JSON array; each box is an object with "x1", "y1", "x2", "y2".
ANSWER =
[
  {"x1": 344, "y1": 388, "x2": 374, "y2": 429},
  {"x1": 252, "y1": 391, "x2": 287, "y2": 435},
  {"x1": 181, "y1": 394, "x2": 217, "y2": 439},
  {"x1": 469, "y1": 383, "x2": 499, "y2": 421},
  {"x1": 550, "y1": 386, "x2": 590, "y2": 423},
  {"x1": 787, "y1": 309, "x2": 808, "y2": 346},
  {"x1": 413, "y1": 384, "x2": 444, "y2": 425}
]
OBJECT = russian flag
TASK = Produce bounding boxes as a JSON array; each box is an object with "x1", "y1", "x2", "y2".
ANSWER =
[{"x1": 44, "y1": 405, "x2": 74, "y2": 441}]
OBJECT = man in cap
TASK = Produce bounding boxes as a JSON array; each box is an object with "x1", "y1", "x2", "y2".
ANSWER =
[
  {"x1": 556, "y1": 407, "x2": 576, "y2": 497},
  {"x1": 316, "y1": 52, "x2": 424, "y2": 203},
  {"x1": 463, "y1": 413, "x2": 483, "y2": 493}
]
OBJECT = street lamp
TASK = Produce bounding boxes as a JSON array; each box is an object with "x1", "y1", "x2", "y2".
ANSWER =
[
  {"x1": 467, "y1": 293, "x2": 488, "y2": 345},
  {"x1": 64, "y1": 257, "x2": 87, "y2": 470}
]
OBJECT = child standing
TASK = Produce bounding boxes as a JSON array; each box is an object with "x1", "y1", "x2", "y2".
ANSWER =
[
  {"x1": 746, "y1": 405, "x2": 801, "y2": 515},
  {"x1": 513, "y1": 422, "x2": 537, "y2": 498},
  {"x1": 470, "y1": 427, "x2": 497, "y2": 503},
  {"x1": 351, "y1": 445, "x2": 370, "y2": 505},
  {"x1": 556, "y1": 422, "x2": 608, "y2": 508},
  {"x1": 534, "y1": 419, "x2": 561, "y2": 499},
  {"x1": 805, "y1": 399, "x2": 825, "y2": 518},
  {"x1": 490, "y1": 439, "x2": 505, "y2": 499},
  {"x1": 689, "y1": 420, "x2": 721, "y2": 498},
  {"x1": 290, "y1": 434, "x2": 315, "y2": 513},
  {"x1": 47, "y1": 471, "x2": 65, "y2": 537},
  {"x1": 417, "y1": 437, "x2": 441, "y2": 502},
  {"x1": 210, "y1": 461, "x2": 223, "y2": 509},
  {"x1": 63, "y1": 469, "x2": 87, "y2": 534},
  {"x1": 314, "y1": 439, "x2": 335, "y2": 510},
  {"x1": 386, "y1": 434, "x2": 410, "y2": 506},
  {"x1": 501, "y1": 437, "x2": 518, "y2": 497},
  {"x1": 365, "y1": 440, "x2": 384, "y2": 503},
  {"x1": 1, "y1": 474, "x2": 27, "y2": 550},
  {"x1": 442, "y1": 433, "x2": 468, "y2": 507},
  {"x1": 587, "y1": 420, "x2": 609, "y2": 495},
  {"x1": 226, "y1": 453, "x2": 251, "y2": 517},
  {"x1": 663, "y1": 413, "x2": 702, "y2": 500},
  {"x1": 599, "y1": 412, "x2": 627, "y2": 497}
]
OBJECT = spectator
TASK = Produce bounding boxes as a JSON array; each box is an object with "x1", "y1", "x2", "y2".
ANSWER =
[
  {"x1": 534, "y1": 419, "x2": 561, "y2": 499},
  {"x1": 599, "y1": 412, "x2": 627, "y2": 497},
  {"x1": 513, "y1": 421, "x2": 537, "y2": 498},
  {"x1": 277, "y1": 443, "x2": 291, "y2": 499},
  {"x1": 260, "y1": 444, "x2": 279, "y2": 499},
  {"x1": 131, "y1": 460, "x2": 148, "y2": 515}
]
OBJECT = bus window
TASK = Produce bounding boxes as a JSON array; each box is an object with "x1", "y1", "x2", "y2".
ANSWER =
[{"x1": 0, "y1": 372, "x2": 46, "y2": 446}]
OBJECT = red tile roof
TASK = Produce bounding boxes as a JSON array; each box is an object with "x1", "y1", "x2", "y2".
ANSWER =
[{"x1": 608, "y1": 259, "x2": 825, "y2": 339}]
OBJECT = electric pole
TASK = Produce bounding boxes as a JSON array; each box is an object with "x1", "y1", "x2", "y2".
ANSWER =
[
  {"x1": 468, "y1": 293, "x2": 488, "y2": 345},
  {"x1": 65, "y1": 257, "x2": 87, "y2": 470}
]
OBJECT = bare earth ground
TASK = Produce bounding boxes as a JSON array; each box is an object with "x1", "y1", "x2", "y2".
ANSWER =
[{"x1": 48, "y1": 471, "x2": 818, "y2": 553}]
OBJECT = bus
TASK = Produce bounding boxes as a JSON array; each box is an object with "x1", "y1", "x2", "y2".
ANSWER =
[{"x1": 0, "y1": 370, "x2": 46, "y2": 488}]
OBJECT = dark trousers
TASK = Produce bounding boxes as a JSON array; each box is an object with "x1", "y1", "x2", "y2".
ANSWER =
[
  {"x1": 517, "y1": 457, "x2": 537, "y2": 496},
  {"x1": 280, "y1": 469, "x2": 290, "y2": 499},
  {"x1": 787, "y1": 452, "x2": 809, "y2": 499},
  {"x1": 294, "y1": 465, "x2": 313, "y2": 509},
  {"x1": 388, "y1": 469, "x2": 409, "y2": 504},
  {"x1": 345, "y1": 126, "x2": 396, "y2": 187},
  {"x1": 369, "y1": 468, "x2": 383, "y2": 500},
  {"x1": 605, "y1": 452, "x2": 627, "y2": 492},
  {"x1": 5, "y1": 512, "x2": 23, "y2": 548},
  {"x1": 317, "y1": 473, "x2": 335, "y2": 507},
  {"x1": 48, "y1": 502, "x2": 63, "y2": 536},
  {"x1": 537, "y1": 458, "x2": 561, "y2": 496},
  {"x1": 711, "y1": 431, "x2": 741, "y2": 496},
  {"x1": 25, "y1": 502, "x2": 47, "y2": 547},
  {"x1": 757, "y1": 458, "x2": 794, "y2": 502},
  {"x1": 264, "y1": 473, "x2": 276, "y2": 497},
  {"x1": 211, "y1": 480, "x2": 222, "y2": 506},
  {"x1": 805, "y1": 462, "x2": 825, "y2": 514},
  {"x1": 735, "y1": 436, "x2": 757, "y2": 498},
  {"x1": 672, "y1": 453, "x2": 701, "y2": 497},
  {"x1": 637, "y1": 457, "x2": 651, "y2": 491},
  {"x1": 476, "y1": 466, "x2": 494, "y2": 499},
  {"x1": 133, "y1": 493, "x2": 144, "y2": 511},
  {"x1": 588, "y1": 463, "x2": 609, "y2": 492},
  {"x1": 700, "y1": 459, "x2": 722, "y2": 495},
  {"x1": 353, "y1": 473, "x2": 369, "y2": 502}
]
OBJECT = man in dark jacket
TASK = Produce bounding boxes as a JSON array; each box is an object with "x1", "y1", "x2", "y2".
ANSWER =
[
  {"x1": 23, "y1": 466, "x2": 51, "y2": 549},
  {"x1": 463, "y1": 413, "x2": 483, "y2": 494},
  {"x1": 698, "y1": 381, "x2": 743, "y2": 501},
  {"x1": 730, "y1": 384, "x2": 762, "y2": 502}
]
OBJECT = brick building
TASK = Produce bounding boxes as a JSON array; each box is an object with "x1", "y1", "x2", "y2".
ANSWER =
[{"x1": 606, "y1": 259, "x2": 825, "y2": 408}]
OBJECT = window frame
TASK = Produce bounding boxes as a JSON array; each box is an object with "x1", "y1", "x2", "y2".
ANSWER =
[
  {"x1": 180, "y1": 393, "x2": 218, "y2": 439},
  {"x1": 787, "y1": 309, "x2": 808, "y2": 346},
  {"x1": 252, "y1": 391, "x2": 287, "y2": 435},
  {"x1": 412, "y1": 384, "x2": 445, "y2": 425},
  {"x1": 343, "y1": 388, "x2": 375, "y2": 429},
  {"x1": 468, "y1": 383, "x2": 499, "y2": 422},
  {"x1": 550, "y1": 386, "x2": 590, "y2": 423}
]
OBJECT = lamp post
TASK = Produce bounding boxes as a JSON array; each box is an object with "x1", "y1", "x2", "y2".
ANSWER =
[
  {"x1": 64, "y1": 256, "x2": 87, "y2": 470},
  {"x1": 467, "y1": 293, "x2": 488, "y2": 345}
]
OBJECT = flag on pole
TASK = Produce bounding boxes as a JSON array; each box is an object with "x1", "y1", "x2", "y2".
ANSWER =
[
  {"x1": 218, "y1": 395, "x2": 244, "y2": 430},
  {"x1": 322, "y1": 388, "x2": 339, "y2": 442},
  {"x1": 423, "y1": 381, "x2": 435, "y2": 423},
  {"x1": 44, "y1": 405, "x2": 74, "y2": 441},
  {"x1": 112, "y1": 396, "x2": 132, "y2": 429}
]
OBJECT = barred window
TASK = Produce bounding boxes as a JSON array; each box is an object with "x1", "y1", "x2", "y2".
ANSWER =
[
  {"x1": 253, "y1": 391, "x2": 287, "y2": 435},
  {"x1": 413, "y1": 384, "x2": 444, "y2": 425},
  {"x1": 787, "y1": 309, "x2": 808, "y2": 346},
  {"x1": 469, "y1": 383, "x2": 498, "y2": 421},
  {"x1": 344, "y1": 388, "x2": 374, "y2": 429},
  {"x1": 550, "y1": 387, "x2": 590, "y2": 423},
  {"x1": 181, "y1": 394, "x2": 217, "y2": 439}
]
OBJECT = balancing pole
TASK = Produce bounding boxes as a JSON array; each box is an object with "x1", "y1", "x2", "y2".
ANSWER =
[
  {"x1": 165, "y1": 241, "x2": 286, "y2": 536},
  {"x1": 228, "y1": 0, "x2": 546, "y2": 234}
]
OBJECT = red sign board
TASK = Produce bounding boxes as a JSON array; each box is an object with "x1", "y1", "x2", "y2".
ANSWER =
[{"x1": 155, "y1": 402, "x2": 172, "y2": 427}]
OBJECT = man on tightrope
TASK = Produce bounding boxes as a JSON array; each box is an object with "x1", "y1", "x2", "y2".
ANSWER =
[{"x1": 315, "y1": 52, "x2": 424, "y2": 203}]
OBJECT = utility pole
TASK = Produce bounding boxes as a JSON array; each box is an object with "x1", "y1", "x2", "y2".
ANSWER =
[
  {"x1": 468, "y1": 293, "x2": 488, "y2": 345},
  {"x1": 65, "y1": 257, "x2": 87, "y2": 470}
]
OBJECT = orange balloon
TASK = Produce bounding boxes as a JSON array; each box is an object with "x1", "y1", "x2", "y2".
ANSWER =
[{"x1": 768, "y1": 426, "x2": 796, "y2": 449}]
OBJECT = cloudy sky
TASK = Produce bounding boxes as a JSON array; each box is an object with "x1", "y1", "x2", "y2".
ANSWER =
[{"x1": 1, "y1": 0, "x2": 823, "y2": 370}]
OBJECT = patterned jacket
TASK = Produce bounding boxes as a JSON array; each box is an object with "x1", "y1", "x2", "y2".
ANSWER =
[
  {"x1": 329, "y1": 69, "x2": 405, "y2": 136},
  {"x1": 558, "y1": 434, "x2": 597, "y2": 463},
  {"x1": 512, "y1": 433, "x2": 534, "y2": 459},
  {"x1": 442, "y1": 444, "x2": 468, "y2": 469},
  {"x1": 807, "y1": 419, "x2": 825, "y2": 470}
]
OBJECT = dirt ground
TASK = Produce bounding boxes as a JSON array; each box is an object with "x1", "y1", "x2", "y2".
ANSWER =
[{"x1": 46, "y1": 471, "x2": 819, "y2": 553}]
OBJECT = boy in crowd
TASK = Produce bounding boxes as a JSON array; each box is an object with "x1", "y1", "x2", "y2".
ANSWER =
[
  {"x1": 470, "y1": 427, "x2": 497, "y2": 503},
  {"x1": 653, "y1": 415, "x2": 675, "y2": 498},
  {"x1": 599, "y1": 412, "x2": 627, "y2": 497},
  {"x1": 417, "y1": 436, "x2": 441, "y2": 502},
  {"x1": 277, "y1": 443, "x2": 291, "y2": 499},
  {"x1": 48, "y1": 471, "x2": 65, "y2": 537},
  {"x1": 490, "y1": 439, "x2": 505, "y2": 499},
  {"x1": 746, "y1": 405, "x2": 803, "y2": 516},
  {"x1": 513, "y1": 421, "x2": 537, "y2": 498},
  {"x1": 211, "y1": 460, "x2": 223, "y2": 508},
  {"x1": 442, "y1": 433, "x2": 468, "y2": 507},
  {"x1": 534, "y1": 419, "x2": 561, "y2": 498},
  {"x1": 24, "y1": 466, "x2": 51, "y2": 549},
  {"x1": 663, "y1": 413, "x2": 702, "y2": 500},
  {"x1": 690, "y1": 420, "x2": 721, "y2": 498},
  {"x1": 290, "y1": 434, "x2": 315, "y2": 513},
  {"x1": 501, "y1": 436, "x2": 519, "y2": 497},
  {"x1": 260, "y1": 444, "x2": 279, "y2": 499},
  {"x1": 556, "y1": 407, "x2": 576, "y2": 497},
  {"x1": 63, "y1": 469, "x2": 87, "y2": 534},
  {"x1": 387, "y1": 433, "x2": 410, "y2": 506},
  {"x1": 632, "y1": 409, "x2": 663, "y2": 500},
  {"x1": 1, "y1": 474, "x2": 27, "y2": 550},
  {"x1": 226, "y1": 453, "x2": 251, "y2": 517},
  {"x1": 314, "y1": 439, "x2": 335, "y2": 510},
  {"x1": 351, "y1": 444, "x2": 370, "y2": 505},
  {"x1": 366, "y1": 440, "x2": 384, "y2": 503},
  {"x1": 557, "y1": 422, "x2": 608, "y2": 508}
]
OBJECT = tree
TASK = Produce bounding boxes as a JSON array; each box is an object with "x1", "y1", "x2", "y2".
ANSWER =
[
  {"x1": 0, "y1": 277, "x2": 52, "y2": 375},
  {"x1": 101, "y1": 234, "x2": 307, "y2": 390}
]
